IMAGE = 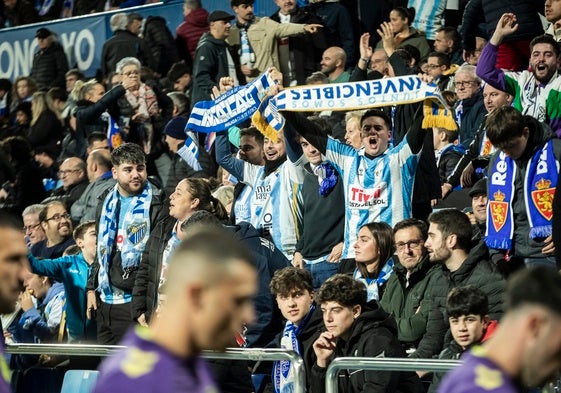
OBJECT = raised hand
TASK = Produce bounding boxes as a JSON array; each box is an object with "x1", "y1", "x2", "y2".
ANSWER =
[{"x1": 490, "y1": 13, "x2": 519, "y2": 46}]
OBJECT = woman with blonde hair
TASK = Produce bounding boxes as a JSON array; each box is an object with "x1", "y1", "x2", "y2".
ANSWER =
[{"x1": 26, "y1": 91, "x2": 63, "y2": 150}]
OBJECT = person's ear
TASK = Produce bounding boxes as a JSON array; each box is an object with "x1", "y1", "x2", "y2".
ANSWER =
[
  {"x1": 352, "y1": 304, "x2": 361, "y2": 319},
  {"x1": 446, "y1": 233, "x2": 457, "y2": 248}
]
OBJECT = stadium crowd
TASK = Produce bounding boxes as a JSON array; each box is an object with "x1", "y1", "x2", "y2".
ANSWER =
[{"x1": 1, "y1": 0, "x2": 561, "y2": 392}]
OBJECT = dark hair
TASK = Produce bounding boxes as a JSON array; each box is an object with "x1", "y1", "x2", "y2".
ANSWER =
[
  {"x1": 394, "y1": 48, "x2": 413, "y2": 68},
  {"x1": 530, "y1": 34, "x2": 560, "y2": 57},
  {"x1": 0, "y1": 136, "x2": 32, "y2": 166},
  {"x1": 0, "y1": 78, "x2": 12, "y2": 92},
  {"x1": 316, "y1": 274, "x2": 367, "y2": 308},
  {"x1": 392, "y1": 7, "x2": 415, "y2": 25},
  {"x1": 167, "y1": 92, "x2": 190, "y2": 115},
  {"x1": 428, "y1": 209, "x2": 473, "y2": 252},
  {"x1": 505, "y1": 267, "x2": 561, "y2": 315},
  {"x1": 484, "y1": 106, "x2": 528, "y2": 147},
  {"x1": 361, "y1": 109, "x2": 392, "y2": 130},
  {"x1": 270, "y1": 267, "x2": 313, "y2": 296},
  {"x1": 230, "y1": 0, "x2": 254, "y2": 7},
  {"x1": 87, "y1": 132, "x2": 108, "y2": 148},
  {"x1": 437, "y1": 27, "x2": 461, "y2": 51},
  {"x1": 0, "y1": 212, "x2": 23, "y2": 231},
  {"x1": 47, "y1": 87, "x2": 67, "y2": 102},
  {"x1": 73, "y1": 220, "x2": 96, "y2": 241},
  {"x1": 401, "y1": 44, "x2": 421, "y2": 65},
  {"x1": 393, "y1": 218, "x2": 428, "y2": 240},
  {"x1": 305, "y1": 71, "x2": 329, "y2": 85},
  {"x1": 15, "y1": 101, "x2": 32, "y2": 119},
  {"x1": 111, "y1": 143, "x2": 145, "y2": 166},
  {"x1": 428, "y1": 52, "x2": 451, "y2": 68},
  {"x1": 39, "y1": 201, "x2": 67, "y2": 223},
  {"x1": 356, "y1": 222, "x2": 395, "y2": 278},
  {"x1": 307, "y1": 116, "x2": 331, "y2": 135},
  {"x1": 240, "y1": 126, "x2": 264, "y2": 145},
  {"x1": 65, "y1": 69, "x2": 85, "y2": 80},
  {"x1": 436, "y1": 127, "x2": 458, "y2": 143},
  {"x1": 447, "y1": 285, "x2": 489, "y2": 318},
  {"x1": 183, "y1": 178, "x2": 229, "y2": 221}
]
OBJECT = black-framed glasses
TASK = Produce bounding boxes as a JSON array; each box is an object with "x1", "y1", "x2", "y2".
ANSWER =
[
  {"x1": 395, "y1": 239, "x2": 424, "y2": 251},
  {"x1": 454, "y1": 80, "x2": 477, "y2": 88},
  {"x1": 45, "y1": 213, "x2": 71, "y2": 222},
  {"x1": 23, "y1": 223, "x2": 42, "y2": 233},
  {"x1": 57, "y1": 169, "x2": 80, "y2": 177},
  {"x1": 123, "y1": 70, "x2": 140, "y2": 76},
  {"x1": 425, "y1": 64, "x2": 441, "y2": 69}
]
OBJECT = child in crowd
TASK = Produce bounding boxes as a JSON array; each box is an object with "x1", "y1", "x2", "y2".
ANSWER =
[
  {"x1": 27, "y1": 220, "x2": 98, "y2": 342},
  {"x1": 430, "y1": 285, "x2": 498, "y2": 391}
]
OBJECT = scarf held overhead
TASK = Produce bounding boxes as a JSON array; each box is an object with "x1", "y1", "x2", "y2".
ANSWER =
[{"x1": 186, "y1": 71, "x2": 457, "y2": 138}]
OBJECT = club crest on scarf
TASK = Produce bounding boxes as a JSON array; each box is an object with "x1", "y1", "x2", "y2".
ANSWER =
[
  {"x1": 127, "y1": 222, "x2": 148, "y2": 245},
  {"x1": 489, "y1": 191, "x2": 507, "y2": 232},
  {"x1": 531, "y1": 178, "x2": 554, "y2": 220}
]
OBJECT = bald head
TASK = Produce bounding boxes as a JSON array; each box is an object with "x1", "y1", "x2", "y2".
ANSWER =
[
  {"x1": 320, "y1": 46, "x2": 347, "y2": 79},
  {"x1": 59, "y1": 157, "x2": 86, "y2": 189}
]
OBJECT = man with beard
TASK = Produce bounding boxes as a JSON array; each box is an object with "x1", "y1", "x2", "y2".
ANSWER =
[
  {"x1": 438, "y1": 267, "x2": 561, "y2": 393},
  {"x1": 320, "y1": 47, "x2": 349, "y2": 83},
  {"x1": 476, "y1": 13, "x2": 561, "y2": 136},
  {"x1": 0, "y1": 214, "x2": 28, "y2": 393},
  {"x1": 216, "y1": 112, "x2": 303, "y2": 260},
  {"x1": 411, "y1": 209, "x2": 505, "y2": 359},
  {"x1": 31, "y1": 201, "x2": 75, "y2": 259},
  {"x1": 86, "y1": 143, "x2": 166, "y2": 345}
]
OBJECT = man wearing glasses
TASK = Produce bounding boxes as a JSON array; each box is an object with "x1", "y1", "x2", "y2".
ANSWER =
[
  {"x1": 379, "y1": 218, "x2": 440, "y2": 354},
  {"x1": 453, "y1": 64, "x2": 486, "y2": 148},
  {"x1": 43, "y1": 157, "x2": 89, "y2": 210},
  {"x1": 22, "y1": 204, "x2": 47, "y2": 248},
  {"x1": 281, "y1": 107, "x2": 424, "y2": 271},
  {"x1": 30, "y1": 201, "x2": 75, "y2": 259}
]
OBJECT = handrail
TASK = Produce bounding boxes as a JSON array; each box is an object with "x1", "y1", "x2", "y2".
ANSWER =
[
  {"x1": 6, "y1": 344, "x2": 306, "y2": 393},
  {"x1": 325, "y1": 358, "x2": 462, "y2": 393}
]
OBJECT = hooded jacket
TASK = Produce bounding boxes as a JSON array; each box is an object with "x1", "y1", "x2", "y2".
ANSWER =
[
  {"x1": 311, "y1": 303, "x2": 423, "y2": 393},
  {"x1": 176, "y1": 7, "x2": 209, "y2": 60}
]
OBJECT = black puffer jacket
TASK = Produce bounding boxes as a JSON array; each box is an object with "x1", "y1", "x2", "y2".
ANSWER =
[
  {"x1": 411, "y1": 241, "x2": 505, "y2": 359},
  {"x1": 101, "y1": 30, "x2": 155, "y2": 77},
  {"x1": 461, "y1": 0, "x2": 545, "y2": 50},
  {"x1": 311, "y1": 303, "x2": 424, "y2": 393},
  {"x1": 141, "y1": 16, "x2": 180, "y2": 76},
  {"x1": 30, "y1": 42, "x2": 68, "y2": 90}
]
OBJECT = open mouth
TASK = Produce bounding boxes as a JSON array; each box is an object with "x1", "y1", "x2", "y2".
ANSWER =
[{"x1": 536, "y1": 64, "x2": 548, "y2": 72}]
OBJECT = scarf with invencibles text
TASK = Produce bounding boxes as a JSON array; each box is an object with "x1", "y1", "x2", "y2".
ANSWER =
[
  {"x1": 486, "y1": 141, "x2": 558, "y2": 250},
  {"x1": 273, "y1": 303, "x2": 316, "y2": 393},
  {"x1": 185, "y1": 70, "x2": 457, "y2": 140},
  {"x1": 97, "y1": 183, "x2": 152, "y2": 291},
  {"x1": 353, "y1": 258, "x2": 394, "y2": 302}
]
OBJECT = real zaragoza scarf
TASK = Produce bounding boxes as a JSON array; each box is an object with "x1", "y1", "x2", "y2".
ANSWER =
[
  {"x1": 97, "y1": 183, "x2": 152, "y2": 291},
  {"x1": 273, "y1": 303, "x2": 316, "y2": 393},
  {"x1": 186, "y1": 71, "x2": 457, "y2": 139},
  {"x1": 486, "y1": 141, "x2": 558, "y2": 250},
  {"x1": 353, "y1": 258, "x2": 394, "y2": 302}
]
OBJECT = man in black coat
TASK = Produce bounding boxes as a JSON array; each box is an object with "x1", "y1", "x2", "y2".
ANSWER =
[{"x1": 30, "y1": 28, "x2": 69, "y2": 91}]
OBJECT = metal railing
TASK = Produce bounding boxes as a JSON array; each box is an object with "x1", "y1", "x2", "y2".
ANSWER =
[
  {"x1": 325, "y1": 358, "x2": 462, "y2": 393},
  {"x1": 6, "y1": 344, "x2": 306, "y2": 393}
]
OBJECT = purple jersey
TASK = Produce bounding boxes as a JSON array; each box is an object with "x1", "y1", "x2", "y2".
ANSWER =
[
  {"x1": 0, "y1": 344, "x2": 11, "y2": 393},
  {"x1": 94, "y1": 326, "x2": 219, "y2": 393},
  {"x1": 437, "y1": 346, "x2": 522, "y2": 393}
]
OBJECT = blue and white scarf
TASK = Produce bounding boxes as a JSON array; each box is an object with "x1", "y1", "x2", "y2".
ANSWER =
[
  {"x1": 97, "y1": 183, "x2": 152, "y2": 291},
  {"x1": 273, "y1": 304, "x2": 316, "y2": 393},
  {"x1": 353, "y1": 259, "x2": 394, "y2": 302},
  {"x1": 486, "y1": 141, "x2": 558, "y2": 250},
  {"x1": 313, "y1": 162, "x2": 338, "y2": 197}
]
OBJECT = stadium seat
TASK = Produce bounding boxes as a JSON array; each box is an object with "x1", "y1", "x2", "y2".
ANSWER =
[{"x1": 60, "y1": 370, "x2": 99, "y2": 393}]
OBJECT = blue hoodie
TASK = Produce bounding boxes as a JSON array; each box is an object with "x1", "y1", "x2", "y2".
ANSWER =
[
  {"x1": 28, "y1": 253, "x2": 97, "y2": 342},
  {"x1": 19, "y1": 282, "x2": 65, "y2": 342}
]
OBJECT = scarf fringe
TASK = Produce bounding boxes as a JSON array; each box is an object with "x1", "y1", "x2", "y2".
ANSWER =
[
  {"x1": 485, "y1": 237, "x2": 512, "y2": 251},
  {"x1": 530, "y1": 226, "x2": 553, "y2": 240}
]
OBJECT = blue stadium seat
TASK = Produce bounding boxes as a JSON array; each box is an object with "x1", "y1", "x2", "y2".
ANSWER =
[{"x1": 60, "y1": 370, "x2": 99, "y2": 393}]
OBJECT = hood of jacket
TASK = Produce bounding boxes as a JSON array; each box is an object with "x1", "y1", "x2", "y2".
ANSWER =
[
  {"x1": 441, "y1": 240, "x2": 489, "y2": 285},
  {"x1": 37, "y1": 281, "x2": 64, "y2": 309},
  {"x1": 196, "y1": 31, "x2": 227, "y2": 50},
  {"x1": 517, "y1": 116, "x2": 554, "y2": 163},
  {"x1": 343, "y1": 302, "x2": 397, "y2": 348}
]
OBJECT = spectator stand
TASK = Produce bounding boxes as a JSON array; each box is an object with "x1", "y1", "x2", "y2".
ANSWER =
[{"x1": 0, "y1": 0, "x2": 277, "y2": 84}]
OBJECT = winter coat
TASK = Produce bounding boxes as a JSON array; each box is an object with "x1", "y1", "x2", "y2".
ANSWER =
[
  {"x1": 142, "y1": 16, "x2": 179, "y2": 76},
  {"x1": 379, "y1": 255, "x2": 441, "y2": 348},
  {"x1": 455, "y1": 90, "x2": 487, "y2": 149},
  {"x1": 411, "y1": 241, "x2": 505, "y2": 359},
  {"x1": 30, "y1": 42, "x2": 68, "y2": 90},
  {"x1": 26, "y1": 110, "x2": 63, "y2": 149},
  {"x1": 461, "y1": 0, "x2": 545, "y2": 50},
  {"x1": 176, "y1": 8, "x2": 209, "y2": 60},
  {"x1": 4, "y1": 0, "x2": 39, "y2": 26},
  {"x1": 438, "y1": 144, "x2": 466, "y2": 185},
  {"x1": 101, "y1": 30, "x2": 155, "y2": 77},
  {"x1": 311, "y1": 303, "x2": 424, "y2": 393},
  {"x1": 227, "y1": 17, "x2": 307, "y2": 81},
  {"x1": 270, "y1": 5, "x2": 327, "y2": 85}
]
